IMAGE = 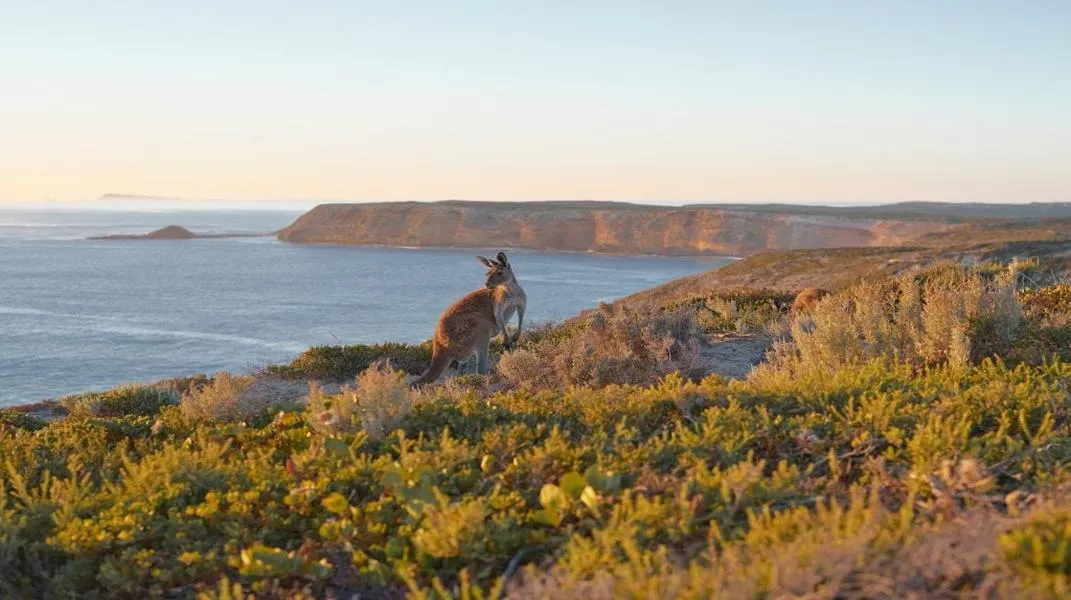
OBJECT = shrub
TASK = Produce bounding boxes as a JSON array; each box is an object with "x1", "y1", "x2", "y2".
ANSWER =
[
  {"x1": 1000, "y1": 506, "x2": 1071, "y2": 579},
  {"x1": 412, "y1": 496, "x2": 491, "y2": 560},
  {"x1": 1021, "y1": 283, "x2": 1071, "y2": 325},
  {"x1": 60, "y1": 385, "x2": 177, "y2": 418},
  {"x1": 153, "y1": 373, "x2": 212, "y2": 397},
  {"x1": 665, "y1": 289, "x2": 794, "y2": 336},
  {"x1": 755, "y1": 264, "x2": 1025, "y2": 379},
  {"x1": 305, "y1": 361, "x2": 417, "y2": 440},
  {"x1": 1006, "y1": 283, "x2": 1071, "y2": 364},
  {"x1": 0, "y1": 409, "x2": 46, "y2": 432},
  {"x1": 264, "y1": 342, "x2": 431, "y2": 382},
  {"x1": 179, "y1": 372, "x2": 259, "y2": 423},
  {"x1": 4, "y1": 355, "x2": 1071, "y2": 597},
  {"x1": 509, "y1": 320, "x2": 576, "y2": 349},
  {"x1": 497, "y1": 304, "x2": 703, "y2": 392}
]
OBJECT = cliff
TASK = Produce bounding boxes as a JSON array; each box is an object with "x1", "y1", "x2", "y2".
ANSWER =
[{"x1": 276, "y1": 201, "x2": 962, "y2": 256}]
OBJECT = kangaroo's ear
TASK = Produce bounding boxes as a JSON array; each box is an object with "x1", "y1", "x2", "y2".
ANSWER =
[
  {"x1": 476, "y1": 256, "x2": 497, "y2": 268},
  {"x1": 496, "y1": 252, "x2": 509, "y2": 266}
]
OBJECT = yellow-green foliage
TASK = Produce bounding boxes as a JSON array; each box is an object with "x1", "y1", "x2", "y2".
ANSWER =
[
  {"x1": 60, "y1": 384, "x2": 177, "y2": 418},
  {"x1": 0, "y1": 409, "x2": 46, "y2": 432},
  {"x1": 3, "y1": 271, "x2": 1071, "y2": 598},
  {"x1": 665, "y1": 289, "x2": 795, "y2": 335},
  {"x1": 1001, "y1": 504, "x2": 1071, "y2": 595},
  {"x1": 1021, "y1": 283, "x2": 1071, "y2": 327},
  {"x1": 3, "y1": 355, "x2": 1071, "y2": 598},
  {"x1": 265, "y1": 342, "x2": 432, "y2": 382}
]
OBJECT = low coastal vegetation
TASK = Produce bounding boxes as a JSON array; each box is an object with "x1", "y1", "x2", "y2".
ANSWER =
[{"x1": 3, "y1": 261, "x2": 1071, "y2": 598}]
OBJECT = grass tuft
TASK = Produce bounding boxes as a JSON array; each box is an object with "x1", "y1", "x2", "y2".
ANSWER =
[{"x1": 497, "y1": 303, "x2": 704, "y2": 391}]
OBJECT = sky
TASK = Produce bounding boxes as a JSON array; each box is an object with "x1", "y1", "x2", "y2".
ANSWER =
[{"x1": 2, "y1": 1, "x2": 1070, "y2": 205}]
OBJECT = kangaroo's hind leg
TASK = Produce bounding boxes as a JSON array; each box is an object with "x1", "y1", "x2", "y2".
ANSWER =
[{"x1": 476, "y1": 337, "x2": 491, "y2": 375}]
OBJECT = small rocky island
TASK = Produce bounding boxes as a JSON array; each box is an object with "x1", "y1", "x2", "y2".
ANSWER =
[
  {"x1": 90, "y1": 225, "x2": 270, "y2": 240},
  {"x1": 92, "y1": 225, "x2": 197, "y2": 240}
]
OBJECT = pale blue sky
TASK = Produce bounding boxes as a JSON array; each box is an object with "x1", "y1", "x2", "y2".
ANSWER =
[{"x1": 2, "y1": 1, "x2": 1069, "y2": 204}]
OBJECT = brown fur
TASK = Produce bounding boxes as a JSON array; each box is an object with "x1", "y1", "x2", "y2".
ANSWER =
[
  {"x1": 414, "y1": 252, "x2": 526, "y2": 385},
  {"x1": 415, "y1": 289, "x2": 499, "y2": 385},
  {"x1": 792, "y1": 287, "x2": 831, "y2": 312}
]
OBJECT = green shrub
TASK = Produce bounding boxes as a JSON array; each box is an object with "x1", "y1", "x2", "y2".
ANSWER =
[
  {"x1": 59, "y1": 384, "x2": 177, "y2": 418},
  {"x1": 412, "y1": 495, "x2": 491, "y2": 560},
  {"x1": 264, "y1": 342, "x2": 432, "y2": 382},
  {"x1": 666, "y1": 289, "x2": 795, "y2": 335},
  {"x1": 0, "y1": 409, "x2": 47, "y2": 432},
  {"x1": 507, "y1": 319, "x2": 576, "y2": 349},
  {"x1": 1001, "y1": 505, "x2": 1071, "y2": 594}
]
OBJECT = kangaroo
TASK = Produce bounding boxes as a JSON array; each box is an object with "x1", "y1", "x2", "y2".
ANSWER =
[
  {"x1": 414, "y1": 252, "x2": 527, "y2": 385},
  {"x1": 791, "y1": 287, "x2": 831, "y2": 313}
]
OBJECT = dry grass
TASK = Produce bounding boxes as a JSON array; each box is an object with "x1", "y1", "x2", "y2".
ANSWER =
[
  {"x1": 496, "y1": 304, "x2": 704, "y2": 392},
  {"x1": 305, "y1": 361, "x2": 418, "y2": 440},
  {"x1": 178, "y1": 372, "x2": 259, "y2": 423},
  {"x1": 753, "y1": 264, "x2": 1025, "y2": 382}
]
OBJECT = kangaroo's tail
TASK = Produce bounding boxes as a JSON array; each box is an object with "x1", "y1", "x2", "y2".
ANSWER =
[{"x1": 414, "y1": 342, "x2": 450, "y2": 386}]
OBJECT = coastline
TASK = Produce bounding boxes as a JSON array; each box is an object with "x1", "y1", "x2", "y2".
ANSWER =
[{"x1": 273, "y1": 239, "x2": 745, "y2": 260}]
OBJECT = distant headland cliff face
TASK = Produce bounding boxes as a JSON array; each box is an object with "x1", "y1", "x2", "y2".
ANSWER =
[{"x1": 276, "y1": 200, "x2": 974, "y2": 256}]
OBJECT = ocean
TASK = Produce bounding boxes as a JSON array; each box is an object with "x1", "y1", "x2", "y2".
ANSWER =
[{"x1": 0, "y1": 208, "x2": 729, "y2": 406}]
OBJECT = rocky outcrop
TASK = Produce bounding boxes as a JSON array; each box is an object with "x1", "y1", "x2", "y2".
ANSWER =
[{"x1": 276, "y1": 201, "x2": 959, "y2": 256}]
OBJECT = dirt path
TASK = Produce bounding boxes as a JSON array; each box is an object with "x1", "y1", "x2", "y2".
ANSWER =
[{"x1": 698, "y1": 334, "x2": 773, "y2": 380}]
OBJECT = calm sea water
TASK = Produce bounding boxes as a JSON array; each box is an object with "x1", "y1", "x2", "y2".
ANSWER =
[{"x1": 0, "y1": 208, "x2": 729, "y2": 406}]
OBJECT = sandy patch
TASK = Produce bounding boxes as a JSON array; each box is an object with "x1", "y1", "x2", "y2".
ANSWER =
[{"x1": 698, "y1": 334, "x2": 773, "y2": 379}]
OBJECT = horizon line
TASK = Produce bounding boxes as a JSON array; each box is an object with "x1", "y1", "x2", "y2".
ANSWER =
[{"x1": 3, "y1": 195, "x2": 1071, "y2": 210}]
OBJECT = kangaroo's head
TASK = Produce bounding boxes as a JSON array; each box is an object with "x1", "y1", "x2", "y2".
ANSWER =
[{"x1": 477, "y1": 252, "x2": 515, "y2": 289}]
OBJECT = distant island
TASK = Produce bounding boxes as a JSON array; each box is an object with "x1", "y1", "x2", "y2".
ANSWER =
[
  {"x1": 90, "y1": 225, "x2": 273, "y2": 240},
  {"x1": 276, "y1": 200, "x2": 1071, "y2": 256},
  {"x1": 97, "y1": 193, "x2": 186, "y2": 204}
]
